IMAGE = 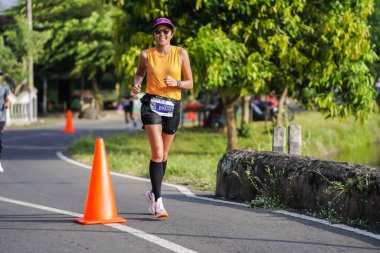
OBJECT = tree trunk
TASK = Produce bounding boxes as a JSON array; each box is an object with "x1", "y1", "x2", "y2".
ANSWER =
[
  {"x1": 241, "y1": 95, "x2": 251, "y2": 127},
  {"x1": 226, "y1": 100, "x2": 238, "y2": 151},
  {"x1": 276, "y1": 86, "x2": 288, "y2": 127},
  {"x1": 91, "y1": 78, "x2": 103, "y2": 110}
]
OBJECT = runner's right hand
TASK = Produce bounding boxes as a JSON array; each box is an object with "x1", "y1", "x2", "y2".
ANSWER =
[{"x1": 132, "y1": 83, "x2": 141, "y2": 94}]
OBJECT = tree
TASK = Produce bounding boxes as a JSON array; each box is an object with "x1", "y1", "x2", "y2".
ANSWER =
[
  {"x1": 187, "y1": 25, "x2": 250, "y2": 150},
  {"x1": 0, "y1": 35, "x2": 26, "y2": 93},
  {"x1": 299, "y1": 0, "x2": 377, "y2": 120},
  {"x1": 202, "y1": 0, "x2": 377, "y2": 123},
  {"x1": 368, "y1": 0, "x2": 380, "y2": 80},
  {"x1": 189, "y1": 1, "x2": 308, "y2": 149},
  {"x1": 0, "y1": 15, "x2": 51, "y2": 94},
  {"x1": 191, "y1": 0, "x2": 377, "y2": 151},
  {"x1": 31, "y1": 0, "x2": 120, "y2": 109}
]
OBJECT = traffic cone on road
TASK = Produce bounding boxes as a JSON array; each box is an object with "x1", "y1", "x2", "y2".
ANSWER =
[
  {"x1": 74, "y1": 138, "x2": 126, "y2": 225},
  {"x1": 64, "y1": 110, "x2": 75, "y2": 133}
]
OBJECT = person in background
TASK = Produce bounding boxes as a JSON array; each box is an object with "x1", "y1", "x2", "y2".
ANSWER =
[
  {"x1": 267, "y1": 90, "x2": 278, "y2": 109},
  {"x1": 122, "y1": 92, "x2": 136, "y2": 128},
  {"x1": 375, "y1": 78, "x2": 380, "y2": 107},
  {"x1": 204, "y1": 97, "x2": 224, "y2": 128},
  {"x1": 132, "y1": 17, "x2": 193, "y2": 218},
  {"x1": 0, "y1": 68, "x2": 10, "y2": 173},
  {"x1": 251, "y1": 91, "x2": 278, "y2": 121}
]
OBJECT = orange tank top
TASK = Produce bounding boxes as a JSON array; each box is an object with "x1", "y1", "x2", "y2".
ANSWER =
[{"x1": 146, "y1": 46, "x2": 182, "y2": 100}]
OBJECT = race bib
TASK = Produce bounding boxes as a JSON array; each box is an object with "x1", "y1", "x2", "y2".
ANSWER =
[{"x1": 150, "y1": 97, "x2": 175, "y2": 117}]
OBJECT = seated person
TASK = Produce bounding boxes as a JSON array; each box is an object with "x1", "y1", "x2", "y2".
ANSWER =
[
  {"x1": 251, "y1": 93, "x2": 277, "y2": 121},
  {"x1": 204, "y1": 97, "x2": 224, "y2": 128}
]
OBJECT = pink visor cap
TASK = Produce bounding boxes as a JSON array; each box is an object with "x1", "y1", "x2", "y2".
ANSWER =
[{"x1": 153, "y1": 18, "x2": 175, "y2": 30}]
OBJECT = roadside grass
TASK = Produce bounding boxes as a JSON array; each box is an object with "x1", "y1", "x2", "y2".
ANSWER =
[
  {"x1": 293, "y1": 111, "x2": 380, "y2": 157},
  {"x1": 6, "y1": 119, "x2": 52, "y2": 129},
  {"x1": 67, "y1": 111, "x2": 380, "y2": 192}
]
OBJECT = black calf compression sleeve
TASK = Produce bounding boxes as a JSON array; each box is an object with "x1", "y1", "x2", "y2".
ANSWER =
[
  {"x1": 149, "y1": 160, "x2": 164, "y2": 201},
  {"x1": 162, "y1": 160, "x2": 167, "y2": 177}
]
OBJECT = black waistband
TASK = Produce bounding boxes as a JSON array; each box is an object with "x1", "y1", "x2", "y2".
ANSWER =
[{"x1": 144, "y1": 93, "x2": 180, "y2": 103}]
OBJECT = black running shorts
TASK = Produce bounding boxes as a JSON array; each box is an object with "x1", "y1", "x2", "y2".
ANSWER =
[{"x1": 140, "y1": 94, "x2": 181, "y2": 135}]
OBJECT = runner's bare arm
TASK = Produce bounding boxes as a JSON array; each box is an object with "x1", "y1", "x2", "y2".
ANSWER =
[
  {"x1": 4, "y1": 96, "x2": 10, "y2": 109},
  {"x1": 179, "y1": 48, "x2": 193, "y2": 90},
  {"x1": 132, "y1": 50, "x2": 148, "y2": 94},
  {"x1": 166, "y1": 48, "x2": 193, "y2": 89}
]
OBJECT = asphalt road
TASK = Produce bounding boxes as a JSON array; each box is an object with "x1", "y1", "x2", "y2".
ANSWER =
[{"x1": 0, "y1": 114, "x2": 379, "y2": 253}]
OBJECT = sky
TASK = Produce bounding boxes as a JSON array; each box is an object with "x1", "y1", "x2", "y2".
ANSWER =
[{"x1": 0, "y1": 0, "x2": 18, "y2": 12}]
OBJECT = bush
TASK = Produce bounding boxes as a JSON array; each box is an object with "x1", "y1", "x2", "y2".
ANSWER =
[{"x1": 238, "y1": 123, "x2": 254, "y2": 138}]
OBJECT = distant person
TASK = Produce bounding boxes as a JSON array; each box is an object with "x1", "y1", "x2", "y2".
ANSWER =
[
  {"x1": 375, "y1": 78, "x2": 380, "y2": 106},
  {"x1": 0, "y1": 68, "x2": 10, "y2": 173},
  {"x1": 251, "y1": 96, "x2": 267, "y2": 121},
  {"x1": 250, "y1": 92, "x2": 278, "y2": 121},
  {"x1": 122, "y1": 92, "x2": 136, "y2": 128},
  {"x1": 204, "y1": 97, "x2": 224, "y2": 128},
  {"x1": 132, "y1": 18, "x2": 193, "y2": 218},
  {"x1": 267, "y1": 90, "x2": 278, "y2": 109}
]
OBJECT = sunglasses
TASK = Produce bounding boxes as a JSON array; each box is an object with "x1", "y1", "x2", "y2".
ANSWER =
[{"x1": 154, "y1": 29, "x2": 171, "y2": 35}]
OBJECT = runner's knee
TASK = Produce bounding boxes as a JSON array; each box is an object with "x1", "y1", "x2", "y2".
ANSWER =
[{"x1": 151, "y1": 150, "x2": 164, "y2": 162}]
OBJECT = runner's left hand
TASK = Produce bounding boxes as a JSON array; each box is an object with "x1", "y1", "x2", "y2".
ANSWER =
[{"x1": 164, "y1": 75, "x2": 177, "y2": 87}]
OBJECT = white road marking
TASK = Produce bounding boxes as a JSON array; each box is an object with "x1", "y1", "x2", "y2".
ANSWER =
[
  {"x1": 273, "y1": 210, "x2": 380, "y2": 240},
  {"x1": 0, "y1": 196, "x2": 197, "y2": 253},
  {"x1": 57, "y1": 151, "x2": 380, "y2": 241},
  {"x1": 108, "y1": 223, "x2": 197, "y2": 253}
]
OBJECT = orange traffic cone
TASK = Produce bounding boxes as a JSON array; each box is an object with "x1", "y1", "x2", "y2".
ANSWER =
[
  {"x1": 74, "y1": 138, "x2": 126, "y2": 225},
  {"x1": 64, "y1": 110, "x2": 75, "y2": 133},
  {"x1": 187, "y1": 111, "x2": 196, "y2": 121}
]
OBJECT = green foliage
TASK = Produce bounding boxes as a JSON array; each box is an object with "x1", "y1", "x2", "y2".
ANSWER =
[
  {"x1": 1, "y1": 0, "x2": 377, "y2": 151},
  {"x1": 232, "y1": 165, "x2": 288, "y2": 209},
  {"x1": 112, "y1": 0, "x2": 377, "y2": 148},
  {"x1": 250, "y1": 195, "x2": 284, "y2": 210},
  {"x1": 0, "y1": 15, "x2": 51, "y2": 93},
  {"x1": 4, "y1": 0, "x2": 375, "y2": 121},
  {"x1": 368, "y1": 0, "x2": 380, "y2": 78},
  {"x1": 32, "y1": 0, "x2": 119, "y2": 79},
  {"x1": 310, "y1": 171, "x2": 375, "y2": 229},
  {"x1": 322, "y1": 174, "x2": 372, "y2": 206},
  {"x1": 303, "y1": 1, "x2": 378, "y2": 121},
  {"x1": 0, "y1": 36, "x2": 25, "y2": 87},
  {"x1": 237, "y1": 122, "x2": 253, "y2": 138},
  {"x1": 186, "y1": 25, "x2": 249, "y2": 94},
  {"x1": 198, "y1": 0, "x2": 377, "y2": 122}
]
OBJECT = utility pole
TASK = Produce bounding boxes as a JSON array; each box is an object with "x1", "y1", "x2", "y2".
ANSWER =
[
  {"x1": 27, "y1": 0, "x2": 33, "y2": 90},
  {"x1": 26, "y1": 0, "x2": 36, "y2": 121}
]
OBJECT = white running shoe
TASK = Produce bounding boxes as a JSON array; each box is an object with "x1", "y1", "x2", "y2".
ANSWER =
[
  {"x1": 145, "y1": 190, "x2": 155, "y2": 214},
  {"x1": 155, "y1": 197, "x2": 168, "y2": 218},
  {"x1": 0, "y1": 162, "x2": 3, "y2": 173}
]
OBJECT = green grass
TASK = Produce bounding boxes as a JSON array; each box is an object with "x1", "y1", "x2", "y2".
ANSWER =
[
  {"x1": 6, "y1": 119, "x2": 52, "y2": 129},
  {"x1": 292, "y1": 112, "x2": 380, "y2": 157},
  {"x1": 67, "y1": 111, "x2": 380, "y2": 192}
]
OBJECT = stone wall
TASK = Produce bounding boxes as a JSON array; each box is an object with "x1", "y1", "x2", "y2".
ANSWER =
[{"x1": 216, "y1": 149, "x2": 380, "y2": 223}]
